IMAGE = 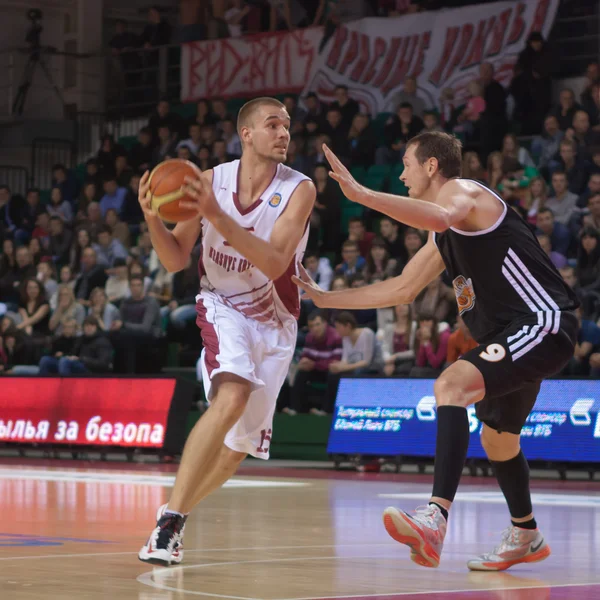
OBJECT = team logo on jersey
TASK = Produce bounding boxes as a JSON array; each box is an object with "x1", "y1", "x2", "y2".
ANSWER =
[
  {"x1": 453, "y1": 275, "x2": 476, "y2": 315},
  {"x1": 269, "y1": 192, "x2": 282, "y2": 207}
]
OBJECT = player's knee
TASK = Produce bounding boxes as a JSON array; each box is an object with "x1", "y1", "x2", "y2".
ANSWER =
[
  {"x1": 481, "y1": 426, "x2": 520, "y2": 461},
  {"x1": 434, "y1": 373, "x2": 468, "y2": 407},
  {"x1": 222, "y1": 446, "x2": 247, "y2": 469},
  {"x1": 211, "y1": 377, "x2": 251, "y2": 427},
  {"x1": 211, "y1": 393, "x2": 248, "y2": 428}
]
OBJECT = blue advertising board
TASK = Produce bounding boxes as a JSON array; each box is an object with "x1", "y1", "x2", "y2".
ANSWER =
[{"x1": 327, "y1": 378, "x2": 600, "y2": 462}]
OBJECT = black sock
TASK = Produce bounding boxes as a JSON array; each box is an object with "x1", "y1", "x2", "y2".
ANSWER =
[
  {"x1": 429, "y1": 502, "x2": 449, "y2": 521},
  {"x1": 511, "y1": 518, "x2": 537, "y2": 530},
  {"x1": 492, "y1": 450, "x2": 534, "y2": 522},
  {"x1": 431, "y1": 406, "x2": 470, "y2": 503}
]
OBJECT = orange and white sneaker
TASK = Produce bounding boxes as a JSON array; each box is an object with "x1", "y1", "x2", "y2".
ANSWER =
[
  {"x1": 383, "y1": 504, "x2": 447, "y2": 568},
  {"x1": 467, "y1": 526, "x2": 551, "y2": 571}
]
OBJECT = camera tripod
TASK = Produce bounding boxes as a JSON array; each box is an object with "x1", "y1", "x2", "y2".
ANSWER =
[{"x1": 12, "y1": 46, "x2": 65, "y2": 116}]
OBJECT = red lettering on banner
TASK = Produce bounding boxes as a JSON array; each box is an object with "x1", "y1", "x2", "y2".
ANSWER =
[
  {"x1": 373, "y1": 37, "x2": 402, "y2": 89},
  {"x1": 186, "y1": 29, "x2": 321, "y2": 101},
  {"x1": 349, "y1": 34, "x2": 370, "y2": 82},
  {"x1": 464, "y1": 18, "x2": 494, "y2": 69},
  {"x1": 382, "y1": 35, "x2": 418, "y2": 95},
  {"x1": 530, "y1": 0, "x2": 551, "y2": 36},
  {"x1": 361, "y1": 37, "x2": 387, "y2": 85},
  {"x1": 326, "y1": 26, "x2": 348, "y2": 70},
  {"x1": 411, "y1": 31, "x2": 431, "y2": 79},
  {"x1": 486, "y1": 10, "x2": 511, "y2": 57},
  {"x1": 339, "y1": 30, "x2": 359, "y2": 75},
  {"x1": 443, "y1": 23, "x2": 474, "y2": 83},
  {"x1": 428, "y1": 27, "x2": 459, "y2": 86},
  {"x1": 507, "y1": 3, "x2": 526, "y2": 45}
]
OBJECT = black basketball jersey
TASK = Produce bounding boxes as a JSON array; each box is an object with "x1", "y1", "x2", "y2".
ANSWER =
[{"x1": 434, "y1": 180, "x2": 579, "y2": 344}]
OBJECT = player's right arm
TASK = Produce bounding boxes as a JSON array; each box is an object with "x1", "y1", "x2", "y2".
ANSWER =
[
  {"x1": 293, "y1": 235, "x2": 446, "y2": 309},
  {"x1": 139, "y1": 169, "x2": 212, "y2": 272}
]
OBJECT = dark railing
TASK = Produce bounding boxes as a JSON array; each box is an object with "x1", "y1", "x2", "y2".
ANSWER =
[
  {"x1": 549, "y1": 0, "x2": 600, "y2": 77},
  {"x1": 0, "y1": 165, "x2": 30, "y2": 196},
  {"x1": 106, "y1": 45, "x2": 181, "y2": 117},
  {"x1": 31, "y1": 138, "x2": 75, "y2": 191}
]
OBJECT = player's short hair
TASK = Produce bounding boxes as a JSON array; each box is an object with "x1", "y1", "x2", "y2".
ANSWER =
[
  {"x1": 334, "y1": 311, "x2": 357, "y2": 328},
  {"x1": 236, "y1": 97, "x2": 286, "y2": 137},
  {"x1": 348, "y1": 216, "x2": 364, "y2": 226},
  {"x1": 537, "y1": 207, "x2": 554, "y2": 217},
  {"x1": 406, "y1": 131, "x2": 462, "y2": 179},
  {"x1": 307, "y1": 309, "x2": 326, "y2": 322},
  {"x1": 129, "y1": 275, "x2": 144, "y2": 285},
  {"x1": 304, "y1": 251, "x2": 319, "y2": 261}
]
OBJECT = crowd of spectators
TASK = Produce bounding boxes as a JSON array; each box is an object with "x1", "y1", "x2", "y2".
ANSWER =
[{"x1": 2, "y1": 18, "x2": 600, "y2": 415}]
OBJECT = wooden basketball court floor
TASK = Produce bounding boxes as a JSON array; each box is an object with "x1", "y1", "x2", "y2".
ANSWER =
[{"x1": 0, "y1": 460, "x2": 599, "y2": 599}]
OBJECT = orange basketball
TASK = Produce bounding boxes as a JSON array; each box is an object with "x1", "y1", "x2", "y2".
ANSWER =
[{"x1": 148, "y1": 159, "x2": 202, "y2": 223}]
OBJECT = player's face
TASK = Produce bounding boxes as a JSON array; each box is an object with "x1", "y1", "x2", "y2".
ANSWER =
[
  {"x1": 400, "y1": 145, "x2": 433, "y2": 198},
  {"x1": 249, "y1": 106, "x2": 291, "y2": 163}
]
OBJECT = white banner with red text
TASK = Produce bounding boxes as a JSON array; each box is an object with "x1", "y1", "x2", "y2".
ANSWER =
[
  {"x1": 181, "y1": 27, "x2": 324, "y2": 102},
  {"x1": 302, "y1": 0, "x2": 559, "y2": 114}
]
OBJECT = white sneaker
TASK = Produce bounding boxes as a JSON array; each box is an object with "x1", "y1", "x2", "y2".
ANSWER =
[
  {"x1": 467, "y1": 526, "x2": 550, "y2": 571},
  {"x1": 383, "y1": 504, "x2": 447, "y2": 568},
  {"x1": 138, "y1": 504, "x2": 187, "y2": 566}
]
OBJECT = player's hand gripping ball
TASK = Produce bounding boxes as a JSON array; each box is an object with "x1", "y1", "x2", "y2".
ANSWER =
[{"x1": 144, "y1": 159, "x2": 203, "y2": 223}]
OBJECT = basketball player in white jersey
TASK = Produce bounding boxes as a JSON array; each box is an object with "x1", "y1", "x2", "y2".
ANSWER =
[{"x1": 137, "y1": 97, "x2": 315, "y2": 566}]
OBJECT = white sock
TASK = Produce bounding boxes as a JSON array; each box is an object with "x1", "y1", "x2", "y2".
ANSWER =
[{"x1": 164, "y1": 508, "x2": 187, "y2": 518}]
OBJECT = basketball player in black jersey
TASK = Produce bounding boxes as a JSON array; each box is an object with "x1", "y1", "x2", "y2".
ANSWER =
[{"x1": 294, "y1": 132, "x2": 579, "y2": 571}]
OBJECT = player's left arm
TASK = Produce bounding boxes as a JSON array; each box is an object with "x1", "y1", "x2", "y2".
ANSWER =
[
  {"x1": 358, "y1": 179, "x2": 477, "y2": 232},
  {"x1": 184, "y1": 177, "x2": 316, "y2": 281},
  {"x1": 324, "y1": 145, "x2": 476, "y2": 232}
]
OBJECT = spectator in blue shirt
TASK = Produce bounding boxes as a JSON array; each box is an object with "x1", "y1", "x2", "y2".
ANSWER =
[
  {"x1": 92, "y1": 224, "x2": 128, "y2": 268},
  {"x1": 536, "y1": 207, "x2": 571, "y2": 257},
  {"x1": 100, "y1": 175, "x2": 127, "y2": 218}
]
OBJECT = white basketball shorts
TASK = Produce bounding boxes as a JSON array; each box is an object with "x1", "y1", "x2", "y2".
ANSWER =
[{"x1": 195, "y1": 292, "x2": 296, "y2": 459}]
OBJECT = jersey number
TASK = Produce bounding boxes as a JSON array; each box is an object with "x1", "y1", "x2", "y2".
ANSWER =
[{"x1": 479, "y1": 343, "x2": 506, "y2": 363}]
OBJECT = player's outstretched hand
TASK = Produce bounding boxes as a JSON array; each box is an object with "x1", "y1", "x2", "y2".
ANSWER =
[
  {"x1": 181, "y1": 175, "x2": 219, "y2": 220},
  {"x1": 323, "y1": 144, "x2": 367, "y2": 204},
  {"x1": 138, "y1": 171, "x2": 156, "y2": 219},
  {"x1": 292, "y1": 264, "x2": 327, "y2": 307}
]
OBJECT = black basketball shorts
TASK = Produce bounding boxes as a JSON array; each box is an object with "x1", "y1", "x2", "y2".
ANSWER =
[{"x1": 459, "y1": 311, "x2": 577, "y2": 434}]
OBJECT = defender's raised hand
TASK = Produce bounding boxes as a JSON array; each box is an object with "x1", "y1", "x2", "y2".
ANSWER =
[
  {"x1": 292, "y1": 264, "x2": 326, "y2": 307},
  {"x1": 323, "y1": 144, "x2": 367, "y2": 204}
]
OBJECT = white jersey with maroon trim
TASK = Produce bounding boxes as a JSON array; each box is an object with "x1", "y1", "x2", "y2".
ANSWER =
[{"x1": 197, "y1": 159, "x2": 310, "y2": 327}]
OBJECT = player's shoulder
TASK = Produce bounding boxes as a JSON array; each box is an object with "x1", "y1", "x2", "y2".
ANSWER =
[
  {"x1": 442, "y1": 177, "x2": 490, "y2": 197},
  {"x1": 277, "y1": 163, "x2": 311, "y2": 184}
]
